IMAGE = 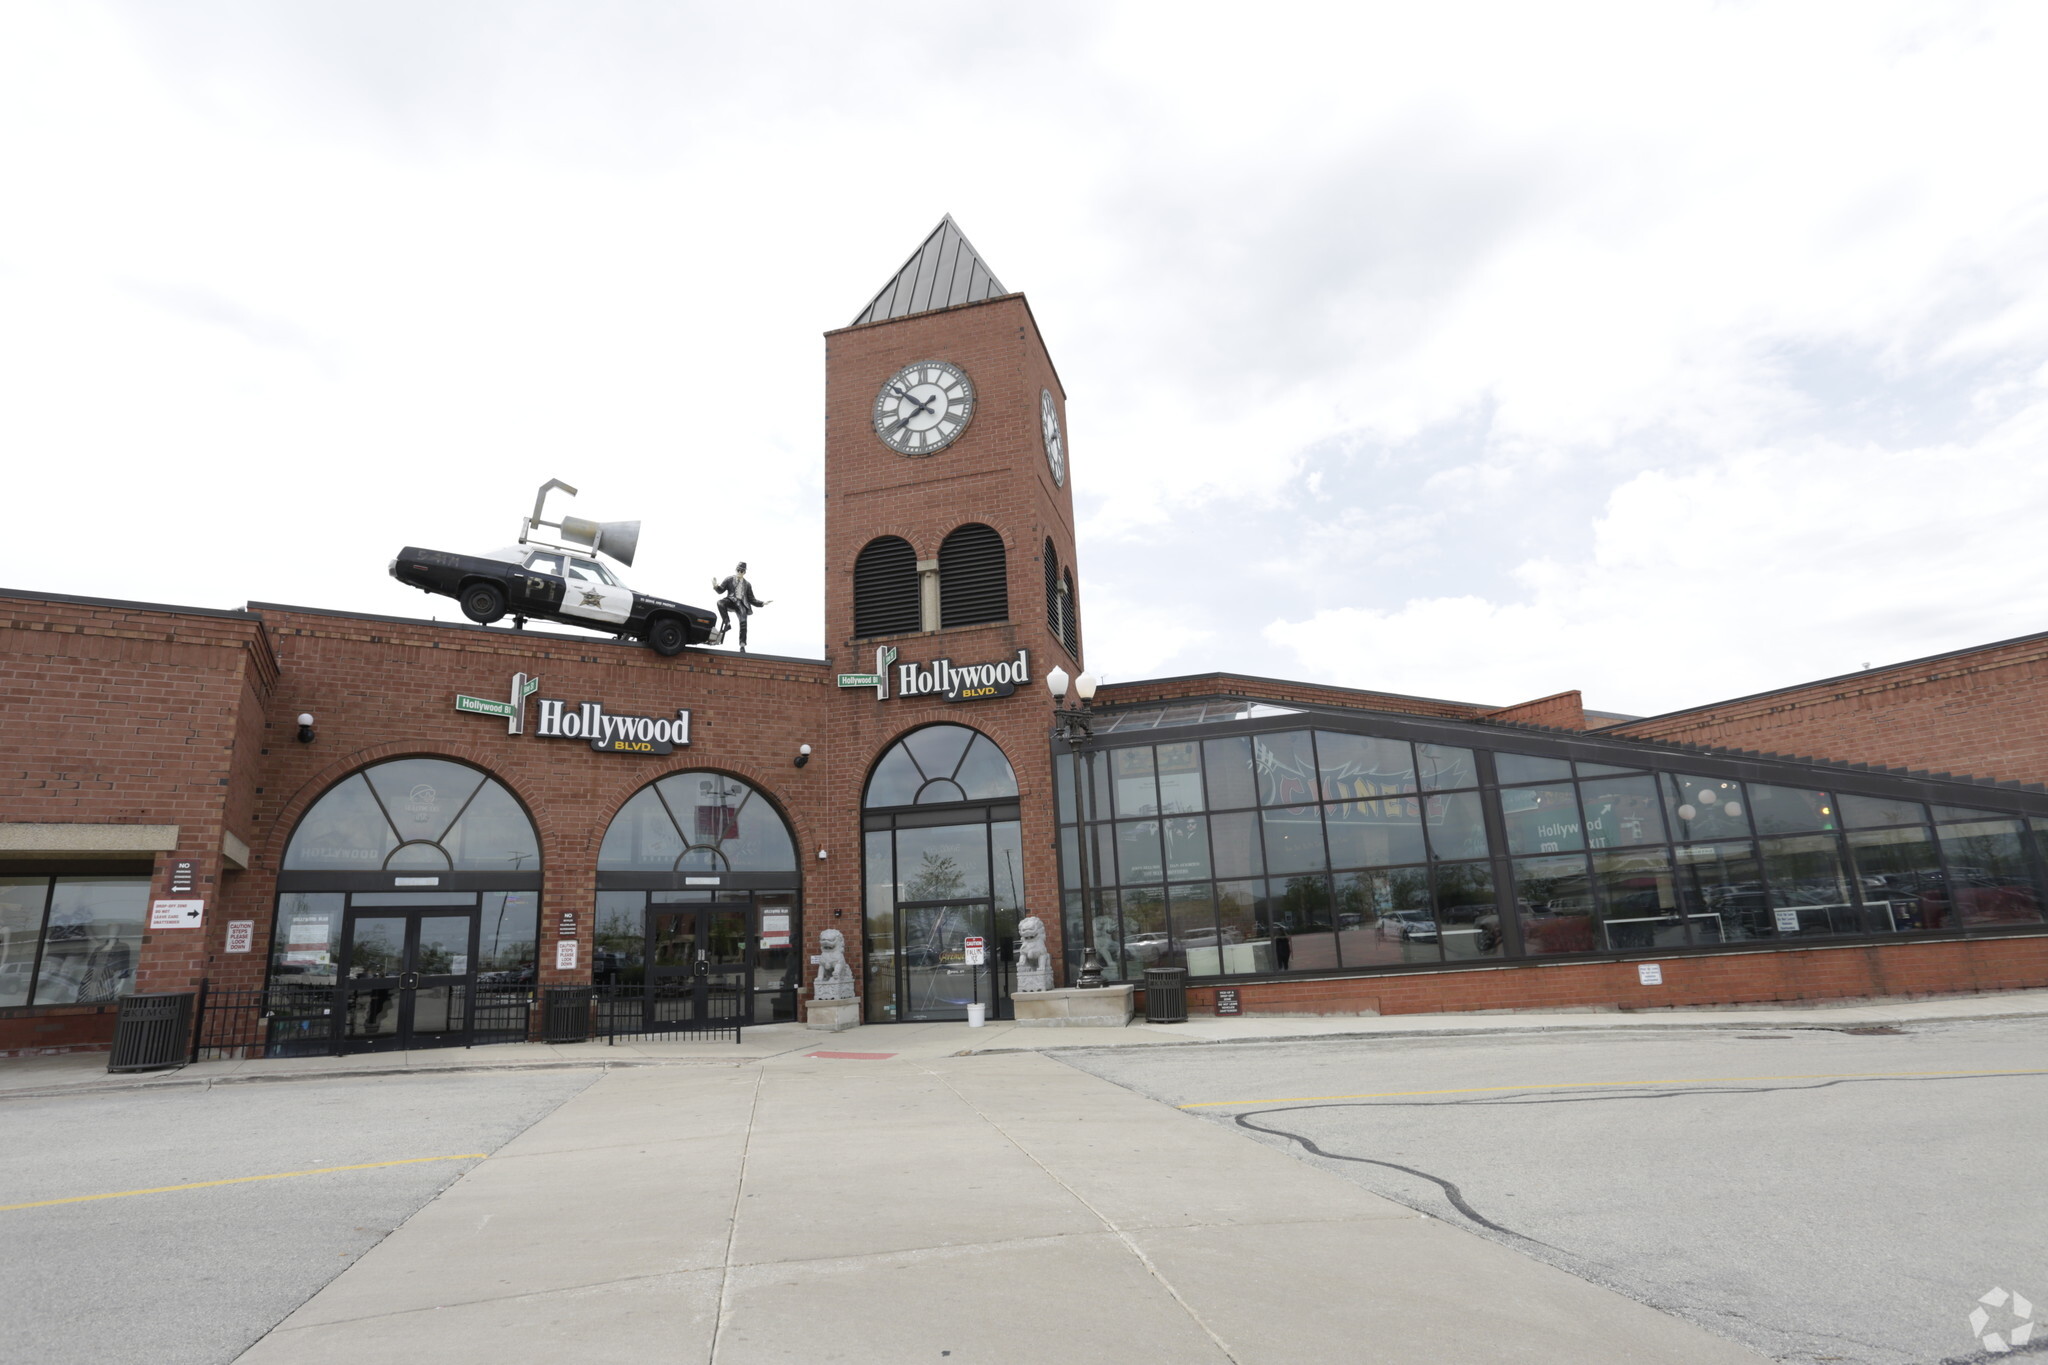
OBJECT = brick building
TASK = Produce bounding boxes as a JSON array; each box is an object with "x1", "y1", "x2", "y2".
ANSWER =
[{"x1": 5, "y1": 219, "x2": 2047, "y2": 1057}]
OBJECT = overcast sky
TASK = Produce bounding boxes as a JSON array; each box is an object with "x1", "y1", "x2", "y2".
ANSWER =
[{"x1": 5, "y1": 2, "x2": 2046, "y2": 717}]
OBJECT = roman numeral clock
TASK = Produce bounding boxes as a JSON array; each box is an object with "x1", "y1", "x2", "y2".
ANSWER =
[{"x1": 871, "y1": 359, "x2": 975, "y2": 455}]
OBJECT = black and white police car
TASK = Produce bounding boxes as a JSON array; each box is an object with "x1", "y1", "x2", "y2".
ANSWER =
[{"x1": 388, "y1": 481, "x2": 719, "y2": 656}]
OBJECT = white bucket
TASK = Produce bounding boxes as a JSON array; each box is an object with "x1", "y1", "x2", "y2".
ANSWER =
[{"x1": 966, "y1": 1003, "x2": 987, "y2": 1028}]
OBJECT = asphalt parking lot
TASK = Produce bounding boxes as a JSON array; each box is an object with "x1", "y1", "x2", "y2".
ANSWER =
[
  {"x1": 0, "y1": 1068, "x2": 602, "y2": 1365},
  {"x1": 1059, "y1": 1017, "x2": 2048, "y2": 1365}
]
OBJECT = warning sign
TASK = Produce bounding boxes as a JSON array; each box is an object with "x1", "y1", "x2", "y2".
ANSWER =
[
  {"x1": 963, "y1": 935, "x2": 986, "y2": 966},
  {"x1": 224, "y1": 921, "x2": 255, "y2": 953},
  {"x1": 1214, "y1": 987, "x2": 1242, "y2": 1016}
]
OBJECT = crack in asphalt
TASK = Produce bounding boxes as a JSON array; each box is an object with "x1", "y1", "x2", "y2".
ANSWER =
[{"x1": 1229, "y1": 1070, "x2": 2043, "y2": 1251}]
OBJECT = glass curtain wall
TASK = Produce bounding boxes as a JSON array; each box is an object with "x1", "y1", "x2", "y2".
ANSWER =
[{"x1": 1055, "y1": 717, "x2": 2048, "y2": 982}]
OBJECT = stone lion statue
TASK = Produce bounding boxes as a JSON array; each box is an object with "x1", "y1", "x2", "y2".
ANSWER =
[
  {"x1": 1015, "y1": 915, "x2": 1053, "y2": 993},
  {"x1": 812, "y1": 927, "x2": 854, "y2": 1001}
]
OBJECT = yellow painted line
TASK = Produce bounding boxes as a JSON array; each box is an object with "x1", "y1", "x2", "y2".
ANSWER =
[
  {"x1": 0, "y1": 1153, "x2": 488, "y2": 1212},
  {"x1": 1176, "y1": 1068, "x2": 2048, "y2": 1109}
]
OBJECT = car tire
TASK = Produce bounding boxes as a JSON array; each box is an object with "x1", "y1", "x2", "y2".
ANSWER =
[
  {"x1": 647, "y1": 615, "x2": 687, "y2": 657},
  {"x1": 460, "y1": 581, "x2": 507, "y2": 624}
]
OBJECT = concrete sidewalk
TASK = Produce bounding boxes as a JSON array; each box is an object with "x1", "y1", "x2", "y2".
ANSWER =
[
  {"x1": 231, "y1": 1045, "x2": 1768, "y2": 1364},
  {"x1": 6, "y1": 986, "x2": 2046, "y2": 1100}
]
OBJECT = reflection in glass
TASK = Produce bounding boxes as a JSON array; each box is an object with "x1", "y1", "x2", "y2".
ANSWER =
[
  {"x1": 1494, "y1": 753, "x2": 1572, "y2": 785},
  {"x1": 1163, "y1": 817, "x2": 1212, "y2": 882},
  {"x1": 1932, "y1": 804, "x2": 2007, "y2": 824},
  {"x1": 271, "y1": 892, "x2": 344, "y2": 986},
  {"x1": 954, "y1": 734, "x2": 1020, "y2": 801},
  {"x1": 1673, "y1": 842, "x2": 1765, "y2": 943},
  {"x1": 1663, "y1": 775, "x2": 1750, "y2": 842},
  {"x1": 1759, "y1": 834, "x2": 1858, "y2": 937},
  {"x1": 1112, "y1": 747, "x2": 1158, "y2": 817},
  {"x1": 1579, "y1": 776, "x2": 1664, "y2": 849},
  {"x1": 1168, "y1": 884, "x2": 1216, "y2": 967},
  {"x1": 1254, "y1": 732, "x2": 1319, "y2": 807},
  {"x1": 283, "y1": 774, "x2": 400, "y2": 870},
  {"x1": 1203, "y1": 736, "x2": 1258, "y2": 810},
  {"x1": 29, "y1": 878, "x2": 148, "y2": 1005},
  {"x1": 1335, "y1": 867, "x2": 1438, "y2": 967},
  {"x1": 598, "y1": 772, "x2": 795, "y2": 872},
  {"x1": 0, "y1": 879, "x2": 47, "y2": 1008},
  {"x1": 1513, "y1": 855, "x2": 1595, "y2": 956},
  {"x1": 865, "y1": 725, "x2": 1019, "y2": 807},
  {"x1": 1060, "y1": 828, "x2": 1081, "y2": 890},
  {"x1": 1323, "y1": 798, "x2": 1425, "y2": 870},
  {"x1": 1262, "y1": 806, "x2": 1327, "y2": 875},
  {"x1": 1418, "y1": 744, "x2": 1477, "y2": 791},
  {"x1": 1210, "y1": 811, "x2": 1265, "y2": 880},
  {"x1": 1055, "y1": 751, "x2": 1077, "y2": 824},
  {"x1": 1937, "y1": 820, "x2": 2044, "y2": 927},
  {"x1": 1200, "y1": 880, "x2": 1261, "y2": 975},
  {"x1": 347, "y1": 916, "x2": 406, "y2": 978},
  {"x1": 1265, "y1": 875, "x2": 1336, "y2": 971},
  {"x1": 594, "y1": 891, "x2": 647, "y2": 985},
  {"x1": 1747, "y1": 785, "x2": 1838, "y2": 836},
  {"x1": 1156, "y1": 743, "x2": 1205, "y2": 813},
  {"x1": 363, "y1": 758, "x2": 487, "y2": 844},
  {"x1": 895, "y1": 824, "x2": 991, "y2": 902},
  {"x1": 1501, "y1": 785, "x2": 1585, "y2": 856},
  {"x1": 1838, "y1": 794, "x2": 1927, "y2": 830},
  {"x1": 1846, "y1": 826, "x2": 1941, "y2": 932},
  {"x1": 1115, "y1": 821, "x2": 1164, "y2": 884},
  {"x1": 1424, "y1": 792, "x2": 1491, "y2": 860},
  {"x1": 477, "y1": 893, "x2": 538, "y2": 981},
  {"x1": 864, "y1": 829, "x2": 896, "y2": 1022},
  {"x1": 1121, "y1": 886, "x2": 1172, "y2": 971},
  {"x1": 1591, "y1": 850, "x2": 1683, "y2": 951},
  {"x1": 1436, "y1": 863, "x2": 1501, "y2": 961},
  {"x1": 991, "y1": 822, "x2": 1025, "y2": 913},
  {"x1": 1315, "y1": 732, "x2": 1417, "y2": 798}
]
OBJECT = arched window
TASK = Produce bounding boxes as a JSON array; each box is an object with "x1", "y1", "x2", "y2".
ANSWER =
[
  {"x1": 938, "y1": 523, "x2": 1007, "y2": 628},
  {"x1": 595, "y1": 772, "x2": 802, "y2": 1025},
  {"x1": 274, "y1": 759, "x2": 541, "y2": 1049},
  {"x1": 1059, "y1": 568, "x2": 1079, "y2": 657},
  {"x1": 598, "y1": 772, "x2": 797, "y2": 873},
  {"x1": 862, "y1": 725, "x2": 1025, "y2": 1024},
  {"x1": 284, "y1": 758, "x2": 539, "y2": 875},
  {"x1": 864, "y1": 724, "x2": 1019, "y2": 807},
  {"x1": 854, "y1": 535, "x2": 919, "y2": 638}
]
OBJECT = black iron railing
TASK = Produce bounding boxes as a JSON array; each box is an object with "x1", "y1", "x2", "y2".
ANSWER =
[
  {"x1": 189, "y1": 981, "x2": 539, "y2": 1059},
  {"x1": 544, "y1": 983, "x2": 744, "y2": 1045}
]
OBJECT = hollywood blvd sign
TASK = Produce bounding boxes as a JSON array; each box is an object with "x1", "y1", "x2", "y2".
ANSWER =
[
  {"x1": 840, "y1": 645, "x2": 1031, "y2": 703},
  {"x1": 455, "y1": 672, "x2": 691, "y2": 754}
]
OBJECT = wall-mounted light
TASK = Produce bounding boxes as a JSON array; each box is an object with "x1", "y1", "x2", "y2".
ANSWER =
[
  {"x1": 296, "y1": 713, "x2": 316, "y2": 744},
  {"x1": 816, "y1": 848, "x2": 828, "y2": 860},
  {"x1": 794, "y1": 743, "x2": 812, "y2": 769}
]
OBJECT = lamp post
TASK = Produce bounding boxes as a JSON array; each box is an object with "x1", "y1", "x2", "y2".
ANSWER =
[{"x1": 1046, "y1": 666, "x2": 1108, "y2": 989}]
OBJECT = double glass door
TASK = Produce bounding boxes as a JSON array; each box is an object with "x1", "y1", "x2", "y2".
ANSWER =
[
  {"x1": 646, "y1": 900, "x2": 749, "y2": 1022},
  {"x1": 341, "y1": 909, "x2": 476, "y2": 1052},
  {"x1": 898, "y1": 899, "x2": 1015, "y2": 1022}
]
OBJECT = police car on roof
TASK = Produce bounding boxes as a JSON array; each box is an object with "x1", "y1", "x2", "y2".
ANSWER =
[{"x1": 388, "y1": 479, "x2": 718, "y2": 657}]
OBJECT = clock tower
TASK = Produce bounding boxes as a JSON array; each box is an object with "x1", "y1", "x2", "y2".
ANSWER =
[{"x1": 820, "y1": 216, "x2": 1086, "y2": 1009}]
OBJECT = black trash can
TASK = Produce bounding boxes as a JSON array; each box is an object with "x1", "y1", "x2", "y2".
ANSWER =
[
  {"x1": 543, "y1": 986, "x2": 592, "y2": 1044},
  {"x1": 1143, "y1": 967, "x2": 1188, "y2": 1024},
  {"x1": 107, "y1": 992, "x2": 195, "y2": 1073}
]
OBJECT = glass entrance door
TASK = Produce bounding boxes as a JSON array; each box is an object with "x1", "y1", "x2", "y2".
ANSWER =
[
  {"x1": 646, "y1": 900, "x2": 751, "y2": 1023},
  {"x1": 897, "y1": 899, "x2": 1010, "y2": 1022},
  {"x1": 340, "y1": 910, "x2": 476, "y2": 1052}
]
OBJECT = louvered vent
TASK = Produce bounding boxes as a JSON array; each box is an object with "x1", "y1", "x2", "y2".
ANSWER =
[
  {"x1": 853, "y1": 536, "x2": 919, "y2": 638},
  {"x1": 1060, "y1": 569, "x2": 1079, "y2": 656},
  {"x1": 939, "y1": 523, "x2": 1008, "y2": 629},
  {"x1": 1043, "y1": 539, "x2": 1063, "y2": 642}
]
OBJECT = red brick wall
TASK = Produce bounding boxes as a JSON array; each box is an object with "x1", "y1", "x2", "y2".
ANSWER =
[
  {"x1": 1605, "y1": 632, "x2": 2048, "y2": 786},
  {"x1": 1180, "y1": 933, "x2": 2048, "y2": 1016},
  {"x1": 1481, "y1": 690, "x2": 1587, "y2": 730}
]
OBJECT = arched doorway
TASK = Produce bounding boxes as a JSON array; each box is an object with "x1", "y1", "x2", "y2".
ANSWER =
[
  {"x1": 595, "y1": 771, "x2": 802, "y2": 1024},
  {"x1": 274, "y1": 757, "x2": 541, "y2": 1053},
  {"x1": 861, "y1": 724, "x2": 1023, "y2": 1023}
]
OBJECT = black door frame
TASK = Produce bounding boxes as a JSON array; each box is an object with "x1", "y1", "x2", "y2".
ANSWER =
[
  {"x1": 337, "y1": 906, "x2": 480, "y2": 1053},
  {"x1": 895, "y1": 897, "x2": 1015, "y2": 1022},
  {"x1": 644, "y1": 897, "x2": 753, "y2": 1025}
]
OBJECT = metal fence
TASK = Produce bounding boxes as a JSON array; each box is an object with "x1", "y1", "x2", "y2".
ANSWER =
[
  {"x1": 544, "y1": 984, "x2": 745, "y2": 1045},
  {"x1": 189, "y1": 981, "x2": 539, "y2": 1060}
]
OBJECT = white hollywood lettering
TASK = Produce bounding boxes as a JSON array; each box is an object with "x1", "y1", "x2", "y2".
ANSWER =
[{"x1": 537, "y1": 699, "x2": 564, "y2": 736}]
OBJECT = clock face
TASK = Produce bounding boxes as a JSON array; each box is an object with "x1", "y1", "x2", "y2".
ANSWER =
[
  {"x1": 1040, "y1": 388, "x2": 1064, "y2": 487},
  {"x1": 872, "y1": 360, "x2": 975, "y2": 456}
]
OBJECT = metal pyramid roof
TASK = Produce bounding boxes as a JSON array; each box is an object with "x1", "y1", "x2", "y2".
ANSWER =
[{"x1": 851, "y1": 215, "x2": 1007, "y2": 326}]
